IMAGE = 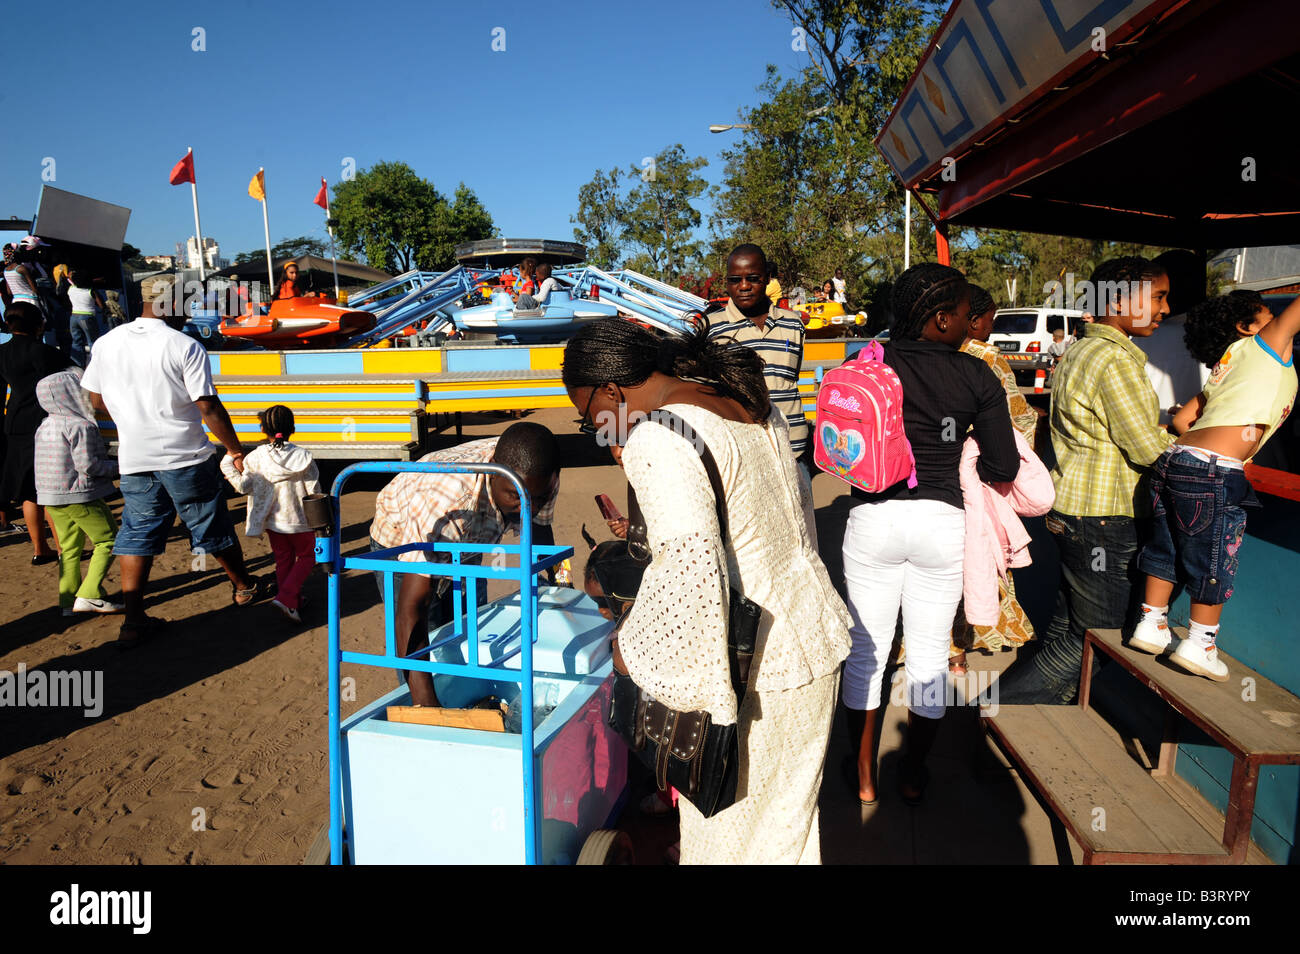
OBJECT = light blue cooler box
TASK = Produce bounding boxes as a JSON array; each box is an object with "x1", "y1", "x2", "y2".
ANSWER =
[{"x1": 340, "y1": 586, "x2": 628, "y2": 864}]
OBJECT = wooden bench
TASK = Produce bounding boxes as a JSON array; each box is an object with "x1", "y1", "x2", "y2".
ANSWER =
[
  {"x1": 1081, "y1": 626, "x2": 1300, "y2": 863},
  {"x1": 984, "y1": 627, "x2": 1300, "y2": 864}
]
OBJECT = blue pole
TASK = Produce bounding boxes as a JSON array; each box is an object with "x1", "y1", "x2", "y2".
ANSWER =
[
  {"x1": 519, "y1": 483, "x2": 537, "y2": 865},
  {"x1": 324, "y1": 460, "x2": 560, "y2": 865},
  {"x1": 326, "y1": 520, "x2": 343, "y2": 865}
]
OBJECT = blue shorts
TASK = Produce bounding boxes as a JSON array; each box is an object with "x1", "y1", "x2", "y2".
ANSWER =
[
  {"x1": 1136, "y1": 447, "x2": 1259, "y2": 605},
  {"x1": 115, "y1": 455, "x2": 237, "y2": 557}
]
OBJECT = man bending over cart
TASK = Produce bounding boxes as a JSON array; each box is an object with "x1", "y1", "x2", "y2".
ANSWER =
[{"x1": 367, "y1": 422, "x2": 561, "y2": 706}]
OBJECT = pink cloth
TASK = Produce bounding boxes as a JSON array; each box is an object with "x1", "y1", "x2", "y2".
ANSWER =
[
  {"x1": 959, "y1": 433, "x2": 1055, "y2": 626},
  {"x1": 267, "y1": 530, "x2": 316, "y2": 610}
]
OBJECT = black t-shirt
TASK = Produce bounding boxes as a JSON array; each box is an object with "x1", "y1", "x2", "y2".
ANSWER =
[
  {"x1": 0, "y1": 334, "x2": 71, "y2": 435},
  {"x1": 852, "y1": 338, "x2": 1020, "y2": 510}
]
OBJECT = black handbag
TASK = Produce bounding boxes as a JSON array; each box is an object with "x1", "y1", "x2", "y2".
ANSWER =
[{"x1": 607, "y1": 410, "x2": 762, "y2": 819}]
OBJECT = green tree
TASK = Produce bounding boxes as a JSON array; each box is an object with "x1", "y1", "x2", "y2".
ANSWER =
[
  {"x1": 620, "y1": 145, "x2": 709, "y2": 283},
  {"x1": 232, "y1": 236, "x2": 329, "y2": 269},
  {"x1": 270, "y1": 235, "x2": 328, "y2": 260},
  {"x1": 710, "y1": 70, "x2": 838, "y2": 293},
  {"x1": 120, "y1": 242, "x2": 149, "y2": 269},
  {"x1": 570, "y1": 147, "x2": 710, "y2": 282},
  {"x1": 571, "y1": 168, "x2": 624, "y2": 268},
  {"x1": 951, "y1": 230, "x2": 1167, "y2": 307},
  {"x1": 332, "y1": 161, "x2": 495, "y2": 273},
  {"x1": 420, "y1": 184, "x2": 496, "y2": 272},
  {"x1": 706, "y1": 1, "x2": 943, "y2": 306}
]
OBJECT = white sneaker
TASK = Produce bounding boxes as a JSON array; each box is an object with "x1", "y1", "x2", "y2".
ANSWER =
[
  {"x1": 72, "y1": 597, "x2": 125, "y2": 614},
  {"x1": 271, "y1": 599, "x2": 302, "y2": 623},
  {"x1": 1170, "y1": 637, "x2": 1230, "y2": 682},
  {"x1": 1129, "y1": 613, "x2": 1172, "y2": 654}
]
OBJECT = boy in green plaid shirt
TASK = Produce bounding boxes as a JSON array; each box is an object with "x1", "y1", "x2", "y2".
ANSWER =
[{"x1": 998, "y1": 257, "x2": 1176, "y2": 704}]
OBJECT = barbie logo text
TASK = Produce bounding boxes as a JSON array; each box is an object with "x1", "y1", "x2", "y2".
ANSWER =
[{"x1": 826, "y1": 390, "x2": 862, "y2": 414}]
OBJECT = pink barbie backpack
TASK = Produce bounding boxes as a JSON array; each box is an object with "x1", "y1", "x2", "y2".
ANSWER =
[{"x1": 813, "y1": 340, "x2": 918, "y2": 493}]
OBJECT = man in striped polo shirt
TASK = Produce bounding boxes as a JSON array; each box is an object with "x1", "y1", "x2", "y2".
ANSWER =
[{"x1": 705, "y1": 244, "x2": 810, "y2": 471}]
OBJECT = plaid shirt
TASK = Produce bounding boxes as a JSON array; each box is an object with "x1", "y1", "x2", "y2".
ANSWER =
[
  {"x1": 369, "y1": 437, "x2": 557, "y2": 586},
  {"x1": 1049, "y1": 322, "x2": 1175, "y2": 517},
  {"x1": 706, "y1": 299, "x2": 809, "y2": 452}
]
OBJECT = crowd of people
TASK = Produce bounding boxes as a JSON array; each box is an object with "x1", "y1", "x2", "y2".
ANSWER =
[{"x1": 2, "y1": 233, "x2": 1296, "y2": 865}]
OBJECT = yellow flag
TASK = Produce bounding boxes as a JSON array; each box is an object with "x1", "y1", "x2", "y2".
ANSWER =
[{"x1": 248, "y1": 169, "x2": 265, "y2": 201}]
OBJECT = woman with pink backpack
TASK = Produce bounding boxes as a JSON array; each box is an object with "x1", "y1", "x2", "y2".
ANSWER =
[{"x1": 838, "y1": 263, "x2": 1020, "y2": 807}]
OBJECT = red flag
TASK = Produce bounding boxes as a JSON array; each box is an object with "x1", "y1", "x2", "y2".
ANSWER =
[
  {"x1": 313, "y1": 177, "x2": 329, "y2": 210},
  {"x1": 169, "y1": 150, "x2": 195, "y2": 186}
]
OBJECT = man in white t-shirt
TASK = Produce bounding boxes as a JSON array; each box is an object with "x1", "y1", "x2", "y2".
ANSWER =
[
  {"x1": 82, "y1": 305, "x2": 260, "y2": 646},
  {"x1": 832, "y1": 268, "x2": 847, "y2": 305}
]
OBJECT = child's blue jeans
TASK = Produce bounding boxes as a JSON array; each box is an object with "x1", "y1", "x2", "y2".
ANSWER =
[{"x1": 1137, "y1": 446, "x2": 1260, "y2": 605}]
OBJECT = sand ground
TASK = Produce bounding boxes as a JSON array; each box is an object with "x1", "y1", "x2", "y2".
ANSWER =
[
  {"x1": 1, "y1": 403, "x2": 1206, "y2": 866},
  {"x1": 0, "y1": 407, "x2": 658, "y2": 863}
]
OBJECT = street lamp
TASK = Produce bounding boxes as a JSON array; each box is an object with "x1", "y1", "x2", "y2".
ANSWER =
[{"x1": 708, "y1": 105, "x2": 831, "y2": 133}]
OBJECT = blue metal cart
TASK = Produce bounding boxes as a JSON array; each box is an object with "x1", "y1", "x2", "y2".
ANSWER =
[{"x1": 314, "y1": 461, "x2": 629, "y2": 864}]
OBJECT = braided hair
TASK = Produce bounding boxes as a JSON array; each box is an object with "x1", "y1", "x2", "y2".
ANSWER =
[
  {"x1": 1184, "y1": 290, "x2": 1266, "y2": 368},
  {"x1": 562, "y1": 318, "x2": 771, "y2": 423},
  {"x1": 890, "y1": 263, "x2": 969, "y2": 340},
  {"x1": 258, "y1": 404, "x2": 295, "y2": 447},
  {"x1": 967, "y1": 283, "x2": 995, "y2": 320}
]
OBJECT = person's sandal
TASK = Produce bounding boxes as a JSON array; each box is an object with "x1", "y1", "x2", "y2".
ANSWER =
[
  {"x1": 842, "y1": 755, "x2": 877, "y2": 806},
  {"x1": 117, "y1": 616, "x2": 166, "y2": 650},
  {"x1": 898, "y1": 757, "x2": 930, "y2": 808},
  {"x1": 232, "y1": 580, "x2": 262, "y2": 606}
]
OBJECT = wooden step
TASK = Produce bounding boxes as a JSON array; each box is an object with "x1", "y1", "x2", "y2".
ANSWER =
[
  {"x1": 984, "y1": 704, "x2": 1230, "y2": 863},
  {"x1": 1087, "y1": 628, "x2": 1300, "y2": 760}
]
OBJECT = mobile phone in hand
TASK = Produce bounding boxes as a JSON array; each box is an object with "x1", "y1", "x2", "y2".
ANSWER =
[{"x1": 595, "y1": 493, "x2": 623, "y2": 522}]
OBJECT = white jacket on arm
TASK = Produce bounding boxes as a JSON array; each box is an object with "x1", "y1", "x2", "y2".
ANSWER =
[{"x1": 220, "y1": 440, "x2": 322, "y2": 536}]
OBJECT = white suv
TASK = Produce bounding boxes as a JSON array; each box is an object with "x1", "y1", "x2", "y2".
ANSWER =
[{"x1": 988, "y1": 307, "x2": 1086, "y2": 356}]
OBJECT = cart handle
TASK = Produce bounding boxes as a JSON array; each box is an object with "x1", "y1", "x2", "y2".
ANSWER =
[{"x1": 324, "y1": 459, "x2": 551, "y2": 866}]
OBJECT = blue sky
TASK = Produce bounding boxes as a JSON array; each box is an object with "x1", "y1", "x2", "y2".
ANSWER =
[{"x1": 1, "y1": 0, "x2": 810, "y2": 261}]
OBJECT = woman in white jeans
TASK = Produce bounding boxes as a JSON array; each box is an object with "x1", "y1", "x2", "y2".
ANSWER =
[{"x1": 842, "y1": 263, "x2": 1020, "y2": 806}]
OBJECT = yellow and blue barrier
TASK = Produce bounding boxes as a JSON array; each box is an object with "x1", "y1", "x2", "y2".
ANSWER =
[{"x1": 96, "y1": 339, "x2": 870, "y2": 459}]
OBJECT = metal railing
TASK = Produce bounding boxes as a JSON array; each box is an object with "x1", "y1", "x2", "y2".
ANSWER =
[{"x1": 343, "y1": 266, "x2": 476, "y2": 348}]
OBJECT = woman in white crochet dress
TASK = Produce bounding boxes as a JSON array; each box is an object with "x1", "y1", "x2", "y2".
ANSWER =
[{"x1": 563, "y1": 319, "x2": 851, "y2": 864}]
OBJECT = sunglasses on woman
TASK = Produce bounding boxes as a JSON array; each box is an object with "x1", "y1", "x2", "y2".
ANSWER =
[{"x1": 576, "y1": 386, "x2": 601, "y2": 436}]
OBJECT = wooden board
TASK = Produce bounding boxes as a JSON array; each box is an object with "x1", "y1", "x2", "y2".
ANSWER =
[
  {"x1": 986, "y1": 704, "x2": 1229, "y2": 860},
  {"x1": 386, "y1": 705, "x2": 506, "y2": 732},
  {"x1": 303, "y1": 823, "x2": 331, "y2": 865},
  {"x1": 1088, "y1": 628, "x2": 1300, "y2": 761}
]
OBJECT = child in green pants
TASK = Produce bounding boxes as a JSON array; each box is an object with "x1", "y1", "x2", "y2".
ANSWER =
[{"x1": 34, "y1": 368, "x2": 123, "y2": 615}]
